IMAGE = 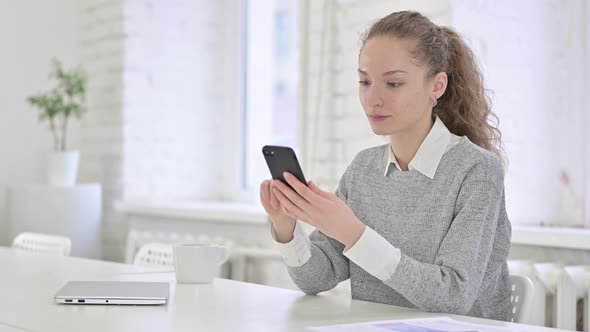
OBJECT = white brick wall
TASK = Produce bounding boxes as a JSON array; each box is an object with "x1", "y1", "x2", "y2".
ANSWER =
[
  {"x1": 78, "y1": 0, "x2": 242, "y2": 261},
  {"x1": 122, "y1": 0, "x2": 224, "y2": 201},
  {"x1": 585, "y1": 0, "x2": 590, "y2": 227},
  {"x1": 451, "y1": 0, "x2": 587, "y2": 226},
  {"x1": 300, "y1": 0, "x2": 589, "y2": 227},
  {"x1": 121, "y1": 0, "x2": 242, "y2": 203},
  {"x1": 78, "y1": 0, "x2": 126, "y2": 261}
]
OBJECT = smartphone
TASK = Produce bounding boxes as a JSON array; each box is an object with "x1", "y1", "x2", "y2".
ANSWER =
[{"x1": 262, "y1": 145, "x2": 307, "y2": 191}]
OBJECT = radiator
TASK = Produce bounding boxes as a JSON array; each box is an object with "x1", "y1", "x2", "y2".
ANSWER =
[
  {"x1": 509, "y1": 260, "x2": 590, "y2": 331},
  {"x1": 565, "y1": 266, "x2": 590, "y2": 332}
]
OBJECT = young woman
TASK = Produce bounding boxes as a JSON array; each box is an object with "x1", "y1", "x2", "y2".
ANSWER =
[{"x1": 260, "y1": 11, "x2": 511, "y2": 321}]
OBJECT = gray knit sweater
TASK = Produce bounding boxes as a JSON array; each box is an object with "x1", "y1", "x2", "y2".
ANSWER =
[{"x1": 287, "y1": 139, "x2": 512, "y2": 321}]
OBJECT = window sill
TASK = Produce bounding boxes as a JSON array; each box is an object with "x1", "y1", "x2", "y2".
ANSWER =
[
  {"x1": 512, "y1": 225, "x2": 590, "y2": 250},
  {"x1": 116, "y1": 205, "x2": 590, "y2": 250},
  {"x1": 115, "y1": 200, "x2": 268, "y2": 225}
]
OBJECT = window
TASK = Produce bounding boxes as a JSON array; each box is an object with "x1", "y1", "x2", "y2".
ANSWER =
[{"x1": 241, "y1": 0, "x2": 299, "y2": 196}]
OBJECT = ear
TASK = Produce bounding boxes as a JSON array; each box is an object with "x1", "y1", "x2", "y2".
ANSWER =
[{"x1": 432, "y1": 72, "x2": 448, "y2": 99}]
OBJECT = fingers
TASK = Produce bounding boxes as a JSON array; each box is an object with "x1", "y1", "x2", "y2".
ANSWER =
[
  {"x1": 260, "y1": 180, "x2": 273, "y2": 210},
  {"x1": 260, "y1": 180, "x2": 269, "y2": 203},
  {"x1": 281, "y1": 205, "x2": 298, "y2": 220},
  {"x1": 272, "y1": 185, "x2": 311, "y2": 222},
  {"x1": 261, "y1": 180, "x2": 283, "y2": 210},
  {"x1": 273, "y1": 179, "x2": 318, "y2": 215},
  {"x1": 269, "y1": 181, "x2": 280, "y2": 209},
  {"x1": 307, "y1": 180, "x2": 334, "y2": 200},
  {"x1": 283, "y1": 173, "x2": 329, "y2": 205}
]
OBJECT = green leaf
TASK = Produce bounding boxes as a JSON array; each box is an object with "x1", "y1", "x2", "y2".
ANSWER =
[{"x1": 25, "y1": 57, "x2": 88, "y2": 151}]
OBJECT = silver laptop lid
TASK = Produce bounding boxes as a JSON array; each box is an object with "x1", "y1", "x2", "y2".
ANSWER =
[{"x1": 55, "y1": 281, "x2": 169, "y2": 305}]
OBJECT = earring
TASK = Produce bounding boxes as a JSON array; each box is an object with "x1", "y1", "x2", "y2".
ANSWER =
[{"x1": 432, "y1": 97, "x2": 438, "y2": 107}]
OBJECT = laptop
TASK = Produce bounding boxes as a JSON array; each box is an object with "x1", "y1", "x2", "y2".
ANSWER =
[{"x1": 55, "y1": 281, "x2": 169, "y2": 305}]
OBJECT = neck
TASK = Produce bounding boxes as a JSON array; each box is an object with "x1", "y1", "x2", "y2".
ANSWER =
[{"x1": 389, "y1": 115, "x2": 435, "y2": 171}]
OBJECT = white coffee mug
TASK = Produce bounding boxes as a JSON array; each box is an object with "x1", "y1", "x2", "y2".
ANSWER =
[{"x1": 173, "y1": 244, "x2": 230, "y2": 284}]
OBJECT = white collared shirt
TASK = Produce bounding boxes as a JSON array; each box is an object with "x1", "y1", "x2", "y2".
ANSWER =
[
  {"x1": 273, "y1": 117, "x2": 464, "y2": 282},
  {"x1": 385, "y1": 116, "x2": 462, "y2": 178}
]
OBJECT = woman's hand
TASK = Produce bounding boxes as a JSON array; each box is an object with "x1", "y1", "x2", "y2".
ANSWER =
[
  {"x1": 272, "y1": 172, "x2": 366, "y2": 248},
  {"x1": 259, "y1": 179, "x2": 296, "y2": 243}
]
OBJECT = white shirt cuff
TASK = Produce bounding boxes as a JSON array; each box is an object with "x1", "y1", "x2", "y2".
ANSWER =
[
  {"x1": 343, "y1": 226, "x2": 401, "y2": 281},
  {"x1": 271, "y1": 221, "x2": 311, "y2": 267}
]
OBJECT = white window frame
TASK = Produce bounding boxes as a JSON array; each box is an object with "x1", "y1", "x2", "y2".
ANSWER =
[{"x1": 231, "y1": 0, "x2": 300, "y2": 202}]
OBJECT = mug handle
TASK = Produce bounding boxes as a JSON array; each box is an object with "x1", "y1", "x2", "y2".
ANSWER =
[{"x1": 217, "y1": 247, "x2": 230, "y2": 266}]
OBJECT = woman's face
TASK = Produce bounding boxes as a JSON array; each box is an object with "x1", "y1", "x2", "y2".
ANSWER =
[{"x1": 358, "y1": 36, "x2": 445, "y2": 136}]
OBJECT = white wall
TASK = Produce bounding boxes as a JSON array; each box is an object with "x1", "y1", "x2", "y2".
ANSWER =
[
  {"x1": 76, "y1": 0, "x2": 126, "y2": 260},
  {"x1": 450, "y1": 0, "x2": 588, "y2": 226},
  {"x1": 77, "y1": 0, "x2": 243, "y2": 261},
  {"x1": 0, "y1": 0, "x2": 83, "y2": 244},
  {"x1": 586, "y1": 0, "x2": 590, "y2": 228},
  {"x1": 122, "y1": 0, "x2": 241, "y2": 202}
]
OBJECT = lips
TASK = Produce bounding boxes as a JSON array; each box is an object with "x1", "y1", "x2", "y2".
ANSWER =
[{"x1": 368, "y1": 114, "x2": 391, "y2": 122}]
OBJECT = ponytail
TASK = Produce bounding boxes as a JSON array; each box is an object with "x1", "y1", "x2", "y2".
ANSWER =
[{"x1": 436, "y1": 27, "x2": 505, "y2": 168}]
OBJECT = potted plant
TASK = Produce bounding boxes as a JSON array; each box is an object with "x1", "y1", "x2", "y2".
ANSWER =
[{"x1": 27, "y1": 58, "x2": 87, "y2": 186}]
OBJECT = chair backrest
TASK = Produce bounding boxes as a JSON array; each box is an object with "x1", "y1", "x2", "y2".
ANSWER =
[
  {"x1": 12, "y1": 232, "x2": 72, "y2": 256},
  {"x1": 509, "y1": 274, "x2": 535, "y2": 323},
  {"x1": 133, "y1": 242, "x2": 174, "y2": 267}
]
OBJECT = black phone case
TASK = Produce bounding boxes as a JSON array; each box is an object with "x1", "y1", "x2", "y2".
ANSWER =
[{"x1": 262, "y1": 145, "x2": 307, "y2": 190}]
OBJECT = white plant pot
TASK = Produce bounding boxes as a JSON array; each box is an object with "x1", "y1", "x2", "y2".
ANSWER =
[{"x1": 48, "y1": 150, "x2": 80, "y2": 186}]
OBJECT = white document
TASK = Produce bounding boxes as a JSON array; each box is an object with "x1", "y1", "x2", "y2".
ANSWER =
[{"x1": 307, "y1": 317, "x2": 530, "y2": 332}]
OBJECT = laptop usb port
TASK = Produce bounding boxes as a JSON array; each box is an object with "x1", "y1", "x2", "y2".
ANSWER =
[
  {"x1": 65, "y1": 299, "x2": 73, "y2": 303},
  {"x1": 77, "y1": 299, "x2": 85, "y2": 303}
]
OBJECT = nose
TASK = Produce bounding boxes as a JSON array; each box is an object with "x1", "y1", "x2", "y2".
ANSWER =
[{"x1": 363, "y1": 85, "x2": 384, "y2": 109}]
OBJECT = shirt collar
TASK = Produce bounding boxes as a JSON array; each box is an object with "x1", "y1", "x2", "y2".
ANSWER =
[{"x1": 384, "y1": 116, "x2": 452, "y2": 179}]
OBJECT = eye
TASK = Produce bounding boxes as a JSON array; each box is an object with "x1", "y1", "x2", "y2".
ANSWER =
[
  {"x1": 387, "y1": 82, "x2": 403, "y2": 88},
  {"x1": 358, "y1": 80, "x2": 370, "y2": 86}
]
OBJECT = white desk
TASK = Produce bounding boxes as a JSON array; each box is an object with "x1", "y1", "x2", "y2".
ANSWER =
[{"x1": 0, "y1": 247, "x2": 568, "y2": 332}]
